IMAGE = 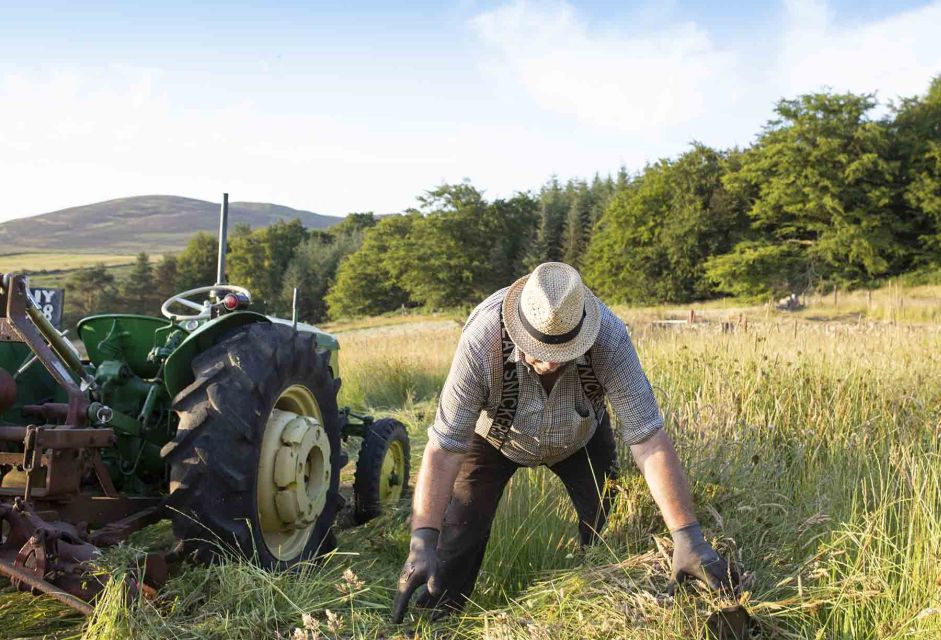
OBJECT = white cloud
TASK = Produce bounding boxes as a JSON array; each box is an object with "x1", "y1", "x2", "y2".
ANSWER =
[
  {"x1": 469, "y1": 1, "x2": 742, "y2": 132},
  {"x1": 780, "y1": 0, "x2": 941, "y2": 101},
  {"x1": 0, "y1": 66, "x2": 461, "y2": 220},
  {"x1": 469, "y1": 0, "x2": 941, "y2": 133}
]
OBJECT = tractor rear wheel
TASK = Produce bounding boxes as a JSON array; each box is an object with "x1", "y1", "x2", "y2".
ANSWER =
[
  {"x1": 353, "y1": 418, "x2": 410, "y2": 523},
  {"x1": 162, "y1": 322, "x2": 343, "y2": 569}
]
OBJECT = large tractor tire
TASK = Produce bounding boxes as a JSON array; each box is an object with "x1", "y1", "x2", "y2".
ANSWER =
[
  {"x1": 162, "y1": 322, "x2": 343, "y2": 569},
  {"x1": 352, "y1": 418, "x2": 410, "y2": 524}
]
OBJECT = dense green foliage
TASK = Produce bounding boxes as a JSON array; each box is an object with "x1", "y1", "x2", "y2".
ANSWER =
[
  {"x1": 65, "y1": 264, "x2": 117, "y2": 320},
  {"x1": 326, "y1": 180, "x2": 616, "y2": 317},
  {"x1": 583, "y1": 144, "x2": 749, "y2": 303},
  {"x1": 120, "y1": 252, "x2": 157, "y2": 315},
  {"x1": 325, "y1": 214, "x2": 416, "y2": 318},
  {"x1": 892, "y1": 77, "x2": 941, "y2": 263},
  {"x1": 174, "y1": 232, "x2": 218, "y2": 292},
  {"x1": 709, "y1": 93, "x2": 901, "y2": 296},
  {"x1": 283, "y1": 213, "x2": 377, "y2": 320},
  {"x1": 227, "y1": 219, "x2": 308, "y2": 313},
  {"x1": 51, "y1": 78, "x2": 941, "y2": 322}
]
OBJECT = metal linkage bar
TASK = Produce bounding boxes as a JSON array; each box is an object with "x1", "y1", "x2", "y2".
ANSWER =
[{"x1": 0, "y1": 558, "x2": 94, "y2": 615}]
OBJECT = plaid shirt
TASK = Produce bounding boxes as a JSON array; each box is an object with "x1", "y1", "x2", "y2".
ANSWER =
[{"x1": 428, "y1": 288, "x2": 664, "y2": 466}]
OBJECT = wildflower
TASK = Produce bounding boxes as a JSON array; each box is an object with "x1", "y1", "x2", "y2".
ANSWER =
[
  {"x1": 302, "y1": 613, "x2": 318, "y2": 631},
  {"x1": 292, "y1": 628, "x2": 321, "y2": 640},
  {"x1": 342, "y1": 567, "x2": 365, "y2": 591},
  {"x1": 336, "y1": 567, "x2": 365, "y2": 599},
  {"x1": 325, "y1": 609, "x2": 344, "y2": 634}
]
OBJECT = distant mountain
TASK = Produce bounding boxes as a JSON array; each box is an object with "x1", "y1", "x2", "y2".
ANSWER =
[{"x1": 0, "y1": 195, "x2": 345, "y2": 254}]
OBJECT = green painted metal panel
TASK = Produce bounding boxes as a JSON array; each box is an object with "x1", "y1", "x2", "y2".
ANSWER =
[
  {"x1": 77, "y1": 314, "x2": 174, "y2": 379},
  {"x1": 0, "y1": 342, "x2": 65, "y2": 424},
  {"x1": 162, "y1": 312, "x2": 271, "y2": 398},
  {"x1": 162, "y1": 314, "x2": 341, "y2": 399}
]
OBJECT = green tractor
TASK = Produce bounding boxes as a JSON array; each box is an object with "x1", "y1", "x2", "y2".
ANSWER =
[{"x1": 0, "y1": 195, "x2": 410, "y2": 611}]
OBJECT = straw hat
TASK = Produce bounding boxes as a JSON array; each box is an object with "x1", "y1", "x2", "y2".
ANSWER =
[{"x1": 501, "y1": 262, "x2": 601, "y2": 363}]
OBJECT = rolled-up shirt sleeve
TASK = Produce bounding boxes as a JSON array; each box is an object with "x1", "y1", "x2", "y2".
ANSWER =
[
  {"x1": 592, "y1": 306, "x2": 664, "y2": 445},
  {"x1": 427, "y1": 328, "x2": 489, "y2": 453}
]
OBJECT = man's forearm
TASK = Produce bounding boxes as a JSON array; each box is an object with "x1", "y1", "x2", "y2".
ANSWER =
[
  {"x1": 630, "y1": 429, "x2": 697, "y2": 530},
  {"x1": 410, "y1": 441, "x2": 465, "y2": 531}
]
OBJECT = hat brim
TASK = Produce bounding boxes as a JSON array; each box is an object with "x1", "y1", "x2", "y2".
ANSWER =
[{"x1": 501, "y1": 274, "x2": 601, "y2": 363}]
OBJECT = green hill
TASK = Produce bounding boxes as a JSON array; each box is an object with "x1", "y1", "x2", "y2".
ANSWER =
[{"x1": 0, "y1": 195, "x2": 343, "y2": 255}]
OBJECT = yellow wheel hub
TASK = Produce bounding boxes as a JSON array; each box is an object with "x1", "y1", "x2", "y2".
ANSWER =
[
  {"x1": 379, "y1": 439, "x2": 406, "y2": 503},
  {"x1": 257, "y1": 385, "x2": 331, "y2": 560}
]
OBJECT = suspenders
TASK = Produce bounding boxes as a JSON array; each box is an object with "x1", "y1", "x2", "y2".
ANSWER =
[
  {"x1": 488, "y1": 317, "x2": 606, "y2": 449},
  {"x1": 487, "y1": 321, "x2": 522, "y2": 447},
  {"x1": 576, "y1": 351, "x2": 607, "y2": 420}
]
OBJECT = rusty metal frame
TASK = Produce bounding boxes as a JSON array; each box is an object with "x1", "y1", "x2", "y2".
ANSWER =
[
  {"x1": 1, "y1": 273, "x2": 169, "y2": 612},
  {"x1": 0, "y1": 426, "x2": 115, "y2": 449},
  {"x1": 0, "y1": 425, "x2": 115, "y2": 500},
  {"x1": 0, "y1": 275, "x2": 112, "y2": 502},
  {"x1": 0, "y1": 558, "x2": 94, "y2": 615},
  {"x1": 1, "y1": 274, "x2": 88, "y2": 427}
]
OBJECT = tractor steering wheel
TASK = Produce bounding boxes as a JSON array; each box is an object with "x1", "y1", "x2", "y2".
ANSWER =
[{"x1": 161, "y1": 285, "x2": 252, "y2": 321}]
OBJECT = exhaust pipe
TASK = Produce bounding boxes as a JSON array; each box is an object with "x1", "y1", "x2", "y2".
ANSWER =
[{"x1": 216, "y1": 193, "x2": 229, "y2": 286}]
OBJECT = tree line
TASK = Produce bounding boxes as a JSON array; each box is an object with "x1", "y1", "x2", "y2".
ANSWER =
[
  {"x1": 60, "y1": 213, "x2": 377, "y2": 325},
  {"x1": 59, "y1": 78, "x2": 941, "y2": 325}
]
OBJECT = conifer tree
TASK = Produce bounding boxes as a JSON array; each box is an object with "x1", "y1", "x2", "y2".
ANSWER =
[
  {"x1": 153, "y1": 254, "x2": 178, "y2": 304},
  {"x1": 66, "y1": 264, "x2": 116, "y2": 321},
  {"x1": 526, "y1": 177, "x2": 567, "y2": 268},
  {"x1": 562, "y1": 181, "x2": 594, "y2": 266},
  {"x1": 121, "y1": 252, "x2": 156, "y2": 314}
]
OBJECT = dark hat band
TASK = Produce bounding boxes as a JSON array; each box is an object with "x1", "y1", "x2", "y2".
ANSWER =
[{"x1": 518, "y1": 304, "x2": 586, "y2": 345}]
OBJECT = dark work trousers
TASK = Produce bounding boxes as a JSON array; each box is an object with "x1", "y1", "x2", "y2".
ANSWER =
[{"x1": 422, "y1": 413, "x2": 619, "y2": 611}]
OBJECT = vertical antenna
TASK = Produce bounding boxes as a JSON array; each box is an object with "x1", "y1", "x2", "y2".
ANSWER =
[
  {"x1": 292, "y1": 287, "x2": 299, "y2": 330},
  {"x1": 216, "y1": 193, "x2": 229, "y2": 285}
]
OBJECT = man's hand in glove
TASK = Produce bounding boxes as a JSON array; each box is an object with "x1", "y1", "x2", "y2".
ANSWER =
[
  {"x1": 391, "y1": 527, "x2": 440, "y2": 623},
  {"x1": 669, "y1": 522, "x2": 739, "y2": 595}
]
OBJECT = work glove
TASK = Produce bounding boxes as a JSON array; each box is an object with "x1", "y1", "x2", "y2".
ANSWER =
[
  {"x1": 391, "y1": 527, "x2": 440, "y2": 623},
  {"x1": 669, "y1": 522, "x2": 738, "y2": 595}
]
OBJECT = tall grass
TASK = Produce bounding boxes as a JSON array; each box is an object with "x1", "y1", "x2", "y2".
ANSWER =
[
  {"x1": 606, "y1": 282, "x2": 941, "y2": 325},
  {"x1": 797, "y1": 284, "x2": 941, "y2": 324},
  {"x1": 336, "y1": 324, "x2": 459, "y2": 410},
  {"x1": 8, "y1": 315, "x2": 939, "y2": 639},
  {"x1": 437, "y1": 322, "x2": 941, "y2": 639}
]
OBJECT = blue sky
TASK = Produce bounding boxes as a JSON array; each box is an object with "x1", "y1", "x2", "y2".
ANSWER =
[{"x1": 1, "y1": 0, "x2": 939, "y2": 221}]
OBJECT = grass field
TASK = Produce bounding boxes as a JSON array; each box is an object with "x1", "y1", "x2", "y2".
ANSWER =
[
  {"x1": 0, "y1": 251, "x2": 138, "y2": 295},
  {"x1": 3, "y1": 305, "x2": 941, "y2": 639},
  {"x1": 0, "y1": 253, "x2": 136, "y2": 275}
]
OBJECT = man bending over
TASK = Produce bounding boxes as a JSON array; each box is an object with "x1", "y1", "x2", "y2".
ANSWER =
[{"x1": 392, "y1": 262, "x2": 736, "y2": 621}]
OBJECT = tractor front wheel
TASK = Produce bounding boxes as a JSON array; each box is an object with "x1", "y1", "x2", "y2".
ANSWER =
[
  {"x1": 162, "y1": 323, "x2": 343, "y2": 568},
  {"x1": 353, "y1": 418, "x2": 410, "y2": 523}
]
